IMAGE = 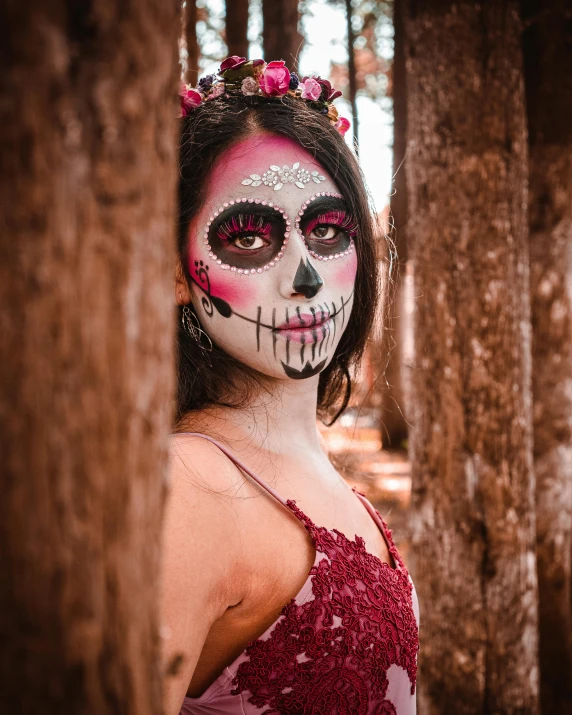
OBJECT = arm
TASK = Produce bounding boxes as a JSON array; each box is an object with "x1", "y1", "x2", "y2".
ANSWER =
[{"x1": 160, "y1": 435, "x2": 245, "y2": 715}]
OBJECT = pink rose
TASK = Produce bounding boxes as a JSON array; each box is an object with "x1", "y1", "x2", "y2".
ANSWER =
[
  {"x1": 219, "y1": 55, "x2": 247, "y2": 72},
  {"x1": 259, "y1": 60, "x2": 291, "y2": 97},
  {"x1": 179, "y1": 85, "x2": 203, "y2": 116},
  {"x1": 335, "y1": 116, "x2": 351, "y2": 136},
  {"x1": 300, "y1": 77, "x2": 321, "y2": 101}
]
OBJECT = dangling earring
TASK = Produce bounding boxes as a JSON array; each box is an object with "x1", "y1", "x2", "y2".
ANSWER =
[{"x1": 181, "y1": 305, "x2": 213, "y2": 357}]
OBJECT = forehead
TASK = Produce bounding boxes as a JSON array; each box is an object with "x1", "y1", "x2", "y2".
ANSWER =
[{"x1": 204, "y1": 134, "x2": 335, "y2": 205}]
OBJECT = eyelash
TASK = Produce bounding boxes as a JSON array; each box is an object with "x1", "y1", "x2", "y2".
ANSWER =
[
  {"x1": 215, "y1": 214, "x2": 273, "y2": 243},
  {"x1": 304, "y1": 211, "x2": 358, "y2": 239}
]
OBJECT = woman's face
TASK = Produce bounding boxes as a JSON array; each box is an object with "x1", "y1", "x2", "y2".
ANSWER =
[{"x1": 180, "y1": 134, "x2": 358, "y2": 381}]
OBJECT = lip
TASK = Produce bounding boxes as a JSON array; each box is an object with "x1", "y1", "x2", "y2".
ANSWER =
[
  {"x1": 273, "y1": 317, "x2": 333, "y2": 343},
  {"x1": 276, "y1": 311, "x2": 331, "y2": 330}
]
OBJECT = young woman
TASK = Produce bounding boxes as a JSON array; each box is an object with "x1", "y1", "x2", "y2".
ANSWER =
[{"x1": 162, "y1": 57, "x2": 419, "y2": 715}]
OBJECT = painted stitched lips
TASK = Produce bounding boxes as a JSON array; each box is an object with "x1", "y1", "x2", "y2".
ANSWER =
[{"x1": 281, "y1": 359, "x2": 327, "y2": 379}]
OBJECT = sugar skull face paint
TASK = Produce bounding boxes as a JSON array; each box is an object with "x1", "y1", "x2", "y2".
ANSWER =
[{"x1": 184, "y1": 134, "x2": 359, "y2": 381}]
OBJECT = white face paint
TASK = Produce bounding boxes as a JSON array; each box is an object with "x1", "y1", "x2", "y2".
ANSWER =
[{"x1": 185, "y1": 134, "x2": 358, "y2": 381}]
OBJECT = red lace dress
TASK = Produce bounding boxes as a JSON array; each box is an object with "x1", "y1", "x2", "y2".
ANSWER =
[{"x1": 178, "y1": 434, "x2": 420, "y2": 714}]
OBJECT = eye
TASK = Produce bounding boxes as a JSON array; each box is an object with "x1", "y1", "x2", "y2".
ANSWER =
[
  {"x1": 309, "y1": 225, "x2": 340, "y2": 241},
  {"x1": 232, "y1": 234, "x2": 266, "y2": 250}
]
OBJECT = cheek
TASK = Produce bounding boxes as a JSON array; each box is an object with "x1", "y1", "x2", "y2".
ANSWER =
[
  {"x1": 332, "y1": 252, "x2": 358, "y2": 289},
  {"x1": 189, "y1": 259, "x2": 256, "y2": 310}
]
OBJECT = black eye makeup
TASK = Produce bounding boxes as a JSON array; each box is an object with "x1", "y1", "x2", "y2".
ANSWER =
[
  {"x1": 205, "y1": 199, "x2": 289, "y2": 274},
  {"x1": 297, "y1": 192, "x2": 357, "y2": 260}
]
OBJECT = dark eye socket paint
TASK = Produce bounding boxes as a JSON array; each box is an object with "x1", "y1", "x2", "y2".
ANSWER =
[
  {"x1": 208, "y1": 202, "x2": 287, "y2": 269},
  {"x1": 299, "y1": 197, "x2": 357, "y2": 257}
]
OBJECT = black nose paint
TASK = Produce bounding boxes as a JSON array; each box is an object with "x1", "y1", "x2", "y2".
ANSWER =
[{"x1": 292, "y1": 258, "x2": 324, "y2": 299}]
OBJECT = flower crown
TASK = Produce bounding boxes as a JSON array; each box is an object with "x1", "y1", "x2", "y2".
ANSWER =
[{"x1": 179, "y1": 55, "x2": 351, "y2": 137}]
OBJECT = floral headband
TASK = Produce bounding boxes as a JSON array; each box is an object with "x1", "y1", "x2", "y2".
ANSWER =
[{"x1": 179, "y1": 55, "x2": 351, "y2": 137}]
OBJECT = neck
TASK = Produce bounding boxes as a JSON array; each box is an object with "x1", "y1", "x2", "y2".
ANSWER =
[{"x1": 177, "y1": 374, "x2": 324, "y2": 456}]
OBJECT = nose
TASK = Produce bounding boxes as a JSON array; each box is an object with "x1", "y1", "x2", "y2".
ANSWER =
[{"x1": 292, "y1": 257, "x2": 324, "y2": 299}]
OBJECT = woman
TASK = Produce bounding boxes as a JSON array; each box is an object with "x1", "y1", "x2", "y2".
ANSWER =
[{"x1": 163, "y1": 56, "x2": 419, "y2": 714}]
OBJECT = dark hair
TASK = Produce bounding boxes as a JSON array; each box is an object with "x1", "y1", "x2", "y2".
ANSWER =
[{"x1": 176, "y1": 93, "x2": 384, "y2": 426}]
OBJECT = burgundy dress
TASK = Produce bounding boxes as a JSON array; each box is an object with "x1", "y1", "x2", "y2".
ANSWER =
[{"x1": 177, "y1": 433, "x2": 420, "y2": 714}]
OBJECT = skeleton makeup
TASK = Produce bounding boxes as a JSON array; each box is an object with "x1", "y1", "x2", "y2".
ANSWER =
[{"x1": 183, "y1": 134, "x2": 358, "y2": 381}]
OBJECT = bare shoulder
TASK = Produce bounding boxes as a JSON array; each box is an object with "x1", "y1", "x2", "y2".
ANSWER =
[
  {"x1": 169, "y1": 432, "x2": 247, "y2": 497},
  {"x1": 161, "y1": 433, "x2": 248, "y2": 712},
  {"x1": 166, "y1": 433, "x2": 248, "y2": 573}
]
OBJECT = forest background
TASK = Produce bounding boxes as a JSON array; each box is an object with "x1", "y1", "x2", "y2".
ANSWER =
[{"x1": 1, "y1": 1, "x2": 571, "y2": 714}]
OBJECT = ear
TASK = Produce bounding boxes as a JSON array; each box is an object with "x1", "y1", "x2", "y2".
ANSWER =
[{"x1": 175, "y1": 259, "x2": 193, "y2": 306}]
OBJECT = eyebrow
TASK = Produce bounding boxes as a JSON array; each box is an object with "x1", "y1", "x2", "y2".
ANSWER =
[{"x1": 298, "y1": 196, "x2": 350, "y2": 223}]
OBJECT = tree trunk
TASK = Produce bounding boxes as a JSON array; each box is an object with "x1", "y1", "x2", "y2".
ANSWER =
[
  {"x1": 404, "y1": 3, "x2": 539, "y2": 713},
  {"x1": 184, "y1": 0, "x2": 199, "y2": 85},
  {"x1": 262, "y1": 0, "x2": 303, "y2": 69},
  {"x1": 344, "y1": 0, "x2": 359, "y2": 152},
  {"x1": 523, "y1": 2, "x2": 572, "y2": 712},
  {"x1": 225, "y1": 0, "x2": 249, "y2": 60},
  {"x1": 380, "y1": 0, "x2": 408, "y2": 448},
  {"x1": 0, "y1": 2, "x2": 179, "y2": 713}
]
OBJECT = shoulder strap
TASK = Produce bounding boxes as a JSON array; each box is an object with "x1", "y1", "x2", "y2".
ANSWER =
[{"x1": 173, "y1": 431, "x2": 289, "y2": 508}]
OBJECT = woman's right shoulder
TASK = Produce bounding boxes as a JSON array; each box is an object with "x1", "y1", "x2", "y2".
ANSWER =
[
  {"x1": 168, "y1": 432, "x2": 244, "y2": 496},
  {"x1": 164, "y1": 432, "x2": 248, "y2": 598}
]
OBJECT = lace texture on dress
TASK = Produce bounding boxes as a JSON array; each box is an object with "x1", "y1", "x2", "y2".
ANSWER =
[{"x1": 230, "y1": 497, "x2": 419, "y2": 714}]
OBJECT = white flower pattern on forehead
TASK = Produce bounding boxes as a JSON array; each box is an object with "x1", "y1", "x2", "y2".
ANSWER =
[{"x1": 242, "y1": 162, "x2": 326, "y2": 191}]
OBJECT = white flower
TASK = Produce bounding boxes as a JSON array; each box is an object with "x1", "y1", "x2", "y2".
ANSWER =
[{"x1": 241, "y1": 77, "x2": 258, "y2": 96}]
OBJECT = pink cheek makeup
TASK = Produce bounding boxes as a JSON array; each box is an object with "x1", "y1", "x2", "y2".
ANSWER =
[
  {"x1": 332, "y1": 250, "x2": 358, "y2": 288},
  {"x1": 188, "y1": 252, "x2": 256, "y2": 311}
]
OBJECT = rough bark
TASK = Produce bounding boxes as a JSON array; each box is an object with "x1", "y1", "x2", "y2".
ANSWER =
[
  {"x1": 404, "y1": 3, "x2": 539, "y2": 713},
  {"x1": 0, "y1": 2, "x2": 179, "y2": 713},
  {"x1": 225, "y1": 0, "x2": 249, "y2": 60},
  {"x1": 184, "y1": 0, "x2": 199, "y2": 85},
  {"x1": 262, "y1": 0, "x2": 303, "y2": 69},
  {"x1": 380, "y1": 0, "x2": 409, "y2": 448},
  {"x1": 523, "y1": 2, "x2": 572, "y2": 712}
]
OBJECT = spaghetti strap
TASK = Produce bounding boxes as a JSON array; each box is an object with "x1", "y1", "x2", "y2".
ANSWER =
[{"x1": 173, "y1": 431, "x2": 289, "y2": 508}]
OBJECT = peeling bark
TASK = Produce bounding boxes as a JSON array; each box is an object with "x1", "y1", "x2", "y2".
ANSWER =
[
  {"x1": 404, "y1": 2, "x2": 539, "y2": 712},
  {"x1": 523, "y1": 2, "x2": 572, "y2": 712},
  {"x1": 0, "y1": 1, "x2": 179, "y2": 713}
]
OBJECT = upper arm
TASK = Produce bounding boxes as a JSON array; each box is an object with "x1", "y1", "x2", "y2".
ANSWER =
[{"x1": 160, "y1": 436, "x2": 245, "y2": 715}]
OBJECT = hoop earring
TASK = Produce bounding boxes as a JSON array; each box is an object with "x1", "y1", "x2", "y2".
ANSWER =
[{"x1": 181, "y1": 305, "x2": 213, "y2": 356}]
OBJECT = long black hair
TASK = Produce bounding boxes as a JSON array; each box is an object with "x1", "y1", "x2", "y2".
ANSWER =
[{"x1": 176, "y1": 93, "x2": 384, "y2": 426}]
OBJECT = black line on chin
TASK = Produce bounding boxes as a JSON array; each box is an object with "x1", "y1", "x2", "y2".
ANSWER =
[
  {"x1": 341, "y1": 295, "x2": 346, "y2": 328},
  {"x1": 331, "y1": 301, "x2": 337, "y2": 343},
  {"x1": 286, "y1": 337, "x2": 290, "y2": 364},
  {"x1": 318, "y1": 325, "x2": 326, "y2": 357},
  {"x1": 300, "y1": 335, "x2": 306, "y2": 364},
  {"x1": 311, "y1": 332, "x2": 317, "y2": 360},
  {"x1": 256, "y1": 306, "x2": 262, "y2": 351},
  {"x1": 272, "y1": 308, "x2": 277, "y2": 359}
]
